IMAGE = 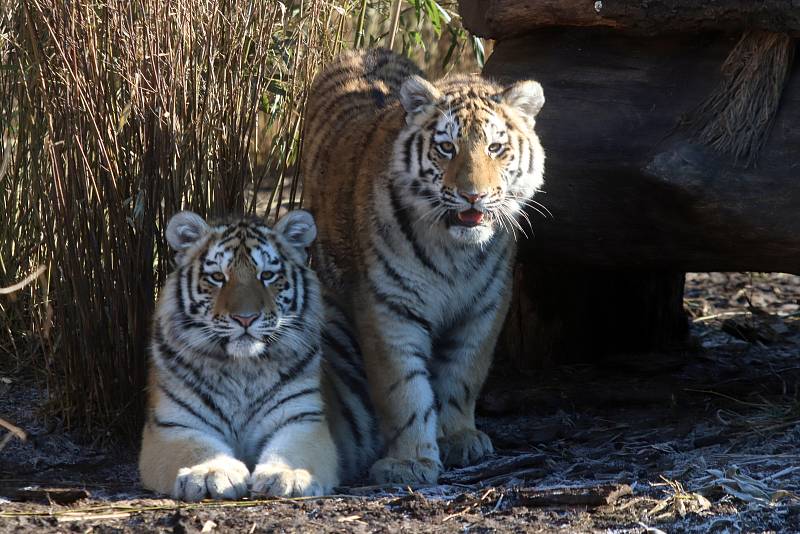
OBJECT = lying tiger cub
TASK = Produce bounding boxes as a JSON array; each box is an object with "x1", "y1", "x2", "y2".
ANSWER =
[
  {"x1": 139, "y1": 210, "x2": 338, "y2": 500},
  {"x1": 302, "y1": 49, "x2": 546, "y2": 485}
]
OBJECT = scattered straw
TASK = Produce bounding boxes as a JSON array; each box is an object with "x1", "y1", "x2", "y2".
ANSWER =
[{"x1": 648, "y1": 476, "x2": 711, "y2": 519}]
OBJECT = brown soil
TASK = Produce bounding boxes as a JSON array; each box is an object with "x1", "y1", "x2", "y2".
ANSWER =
[{"x1": 2, "y1": 272, "x2": 799, "y2": 533}]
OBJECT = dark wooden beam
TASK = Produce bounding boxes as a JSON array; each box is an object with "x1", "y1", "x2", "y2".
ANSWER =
[{"x1": 460, "y1": 0, "x2": 800, "y2": 40}]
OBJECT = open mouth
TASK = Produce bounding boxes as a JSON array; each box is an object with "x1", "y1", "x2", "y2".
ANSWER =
[{"x1": 449, "y1": 208, "x2": 485, "y2": 228}]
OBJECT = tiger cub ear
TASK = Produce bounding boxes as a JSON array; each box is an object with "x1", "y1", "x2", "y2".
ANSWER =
[
  {"x1": 499, "y1": 80, "x2": 545, "y2": 121},
  {"x1": 275, "y1": 210, "x2": 317, "y2": 251},
  {"x1": 400, "y1": 75, "x2": 441, "y2": 122},
  {"x1": 166, "y1": 211, "x2": 209, "y2": 251}
]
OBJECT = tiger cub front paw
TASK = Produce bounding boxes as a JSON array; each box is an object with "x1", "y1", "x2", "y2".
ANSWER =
[
  {"x1": 250, "y1": 464, "x2": 326, "y2": 497},
  {"x1": 173, "y1": 457, "x2": 250, "y2": 501},
  {"x1": 439, "y1": 428, "x2": 494, "y2": 467}
]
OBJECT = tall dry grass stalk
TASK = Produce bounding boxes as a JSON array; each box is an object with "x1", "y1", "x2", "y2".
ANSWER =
[
  {"x1": 0, "y1": 0, "x2": 482, "y2": 438},
  {"x1": 0, "y1": 0, "x2": 345, "y2": 437}
]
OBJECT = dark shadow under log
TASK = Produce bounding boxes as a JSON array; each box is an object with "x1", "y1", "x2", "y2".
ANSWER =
[{"x1": 500, "y1": 265, "x2": 688, "y2": 368}]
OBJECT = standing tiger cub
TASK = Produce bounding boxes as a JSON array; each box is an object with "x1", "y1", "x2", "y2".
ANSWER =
[
  {"x1": 302, "y1": 49, "x2": 546, "y2": 485},
  {"x1": 139, "y1": 210, "x2": 338, "y2": 500}
]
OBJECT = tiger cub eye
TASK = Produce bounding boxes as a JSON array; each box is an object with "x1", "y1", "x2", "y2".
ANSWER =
[
  {"x1": 438, "y1": 141, "x2": 455, "y2": 154},
  {"x1": 260, "y1": 271, "x2": 278, "y2": 284},
  {"x1": 209, "y1": 272, "x2": 226, "y2": 283}
]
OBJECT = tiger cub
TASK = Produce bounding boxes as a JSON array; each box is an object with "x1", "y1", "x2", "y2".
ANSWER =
[
  {"x1": 139, "y1": 210, "x2": 338, "y2": 500},
  {"x1": 302, "y1": 49, "x2": 545, "y2": 485}
]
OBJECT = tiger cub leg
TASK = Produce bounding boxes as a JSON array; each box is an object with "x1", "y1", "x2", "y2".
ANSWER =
[
  {"x1": 250, "y1": 417, "x2": 339, "y2": 497},
  {"x1": 432, "y1": 293, "x2": 511, "y2": 468},
  {"x1": 139, "y1": 423, "x2": 249, "y2": 501},
  {"x1": 361, "y1": 313, "x2": 442, "y2": 484}
]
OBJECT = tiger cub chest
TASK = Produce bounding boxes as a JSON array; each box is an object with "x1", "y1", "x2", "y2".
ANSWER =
[{"x1": 396, "y1": 237, "x2": 512, "y2": 328}]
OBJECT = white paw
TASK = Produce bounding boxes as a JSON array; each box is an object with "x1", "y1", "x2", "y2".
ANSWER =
[
  {"x1": 172, "y1": 457, "x2": 250, "y2": 501},
  {"x1": 250, "y1": 465, "x2": 326, "y2": 497}
]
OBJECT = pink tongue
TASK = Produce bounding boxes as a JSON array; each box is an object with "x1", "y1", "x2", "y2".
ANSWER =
[{"x1": 458, "y1": 209, "x2": 484, "y2": 224}]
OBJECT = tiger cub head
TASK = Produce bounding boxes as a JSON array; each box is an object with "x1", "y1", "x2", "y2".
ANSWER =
[
  {"x1": 158, "y1": 210, "x2": 320, "y2": 360},
  {"x1": 395, "y1": 74, "x2": 546, "y2": 245}
]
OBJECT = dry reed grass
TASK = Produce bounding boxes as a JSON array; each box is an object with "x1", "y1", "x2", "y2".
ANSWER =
[{"x1": 0, "y1": 0, "x2": 482, "y2": 438}]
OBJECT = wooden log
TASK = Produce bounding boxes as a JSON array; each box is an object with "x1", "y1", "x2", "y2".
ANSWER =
[
  {"x1": 460, "y1": 0, "x2": 800, "y2": 40},
  {"x1": 485, "y1": 29, "x2": 800, "y2": 274},
  {"x1": 515, "y1": 483, "x2": 632, "y2": 507},
  {"x1": 484, "y1": 28, "x2": 800, "y2": 365}
]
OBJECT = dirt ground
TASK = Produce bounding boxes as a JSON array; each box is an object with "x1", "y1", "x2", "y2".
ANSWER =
[{"x1": 2, "y1": 272, "x2": 799, "y2": 533}]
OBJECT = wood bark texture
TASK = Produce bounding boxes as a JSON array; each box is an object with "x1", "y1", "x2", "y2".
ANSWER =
[{"x1": 460, "y1": 0, "x2": 800, "y2": 40}]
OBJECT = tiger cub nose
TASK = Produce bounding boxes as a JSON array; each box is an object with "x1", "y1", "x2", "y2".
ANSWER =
[
  {"x1": 230, "y1": 313, "x2": 259, "y2": 328},
  {"x1": 459, "y1": 191, "x2": 486, "y2": 204}
]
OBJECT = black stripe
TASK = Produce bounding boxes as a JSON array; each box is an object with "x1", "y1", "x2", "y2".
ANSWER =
[
  {"x1": 153, "y1": 417, "x2": 193, "y2": 430},
  {"x1": 388, "y1": 369, "x2": 429, "y2": 395},
  {"x1": 289, "y1": 265, "x2": 301, "y2": 314},
  {"x1": 462, "y1": 382, "x2": 472, "y2": 404},
  {"x1": 423, "y1": 404, "x2": 435, "y2": 424},
  {"x1": 244, "y1": 345, "x2": 319, "y2": 421},
  {"x1": 371, "y1": 244, "x2": 420, "y2": 299},
  {"x1": 256, "y1": 410, "x2": 325, "y2": 453},
  {"x1": 154, "y1": 327, "x2": 229, "y2": 399},
  {"x1": 526, "y1": 138, "x2": 535, "y2": 175},
  {"x1": 249, "y1": 224, "x2": 272, "y2": 241},
  {"x1": 474, "y1": 249, "x2": 509, "y2": 303},
  {"x1": 330, "y1": 380, "x2": 364, "y2": 449},
  {"x1": 158, "y1": 384, "x2": 227, "y2": 438},
  {"x1": 220, "y1": 225, "x2": 239, "y2": 240},
  {"x1": 217, "y1": 234, "x2": 239, "y2": 247},
  {"x1": 388, "y1": 181, "x2": 448, "y2": 280},
  {"x1": 447, "y1": 396, "x2": 466, "y2": 415},
  {"x1": 322, "y1": 330, "x2": 361, "y2": 371},
  {"x1": 328, "y1": 319, "x2": 361, "y2": 356},
  {"x1": 403, "y1": 132, "x2": 416, "y2": 172},
  {"x1": 370, "y1": 285, "x2": 432, "y2": 334},
  {"x1": 322, "y1": 338, "x2": 374, "y2": 414},
  {"x1": 385, "y1": 412, "x2": 417, "y2": 450},
  {"x1": 415, "y1": 133, "x2": 425, "y2": 172},
  {"x1": 175, "y1": 265, "x2": 209, "y2": 331},
  {"x1": 297, "y1": 267, "x2": 309, "y2": 319},
  {"x1": 280, "y1": 345, "x2": 320, "y2": 381},
  {"x1": 252, "y1": 387, "x2": 320, "y2": 423},
  {"x1": 473, "y1": 298, "x2": 501, "y2": 319}
]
